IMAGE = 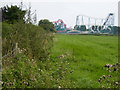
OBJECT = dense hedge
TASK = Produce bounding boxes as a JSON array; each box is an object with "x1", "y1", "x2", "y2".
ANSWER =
[
  {"x1": 2, "y1": 21, "x2": 55, "y2": 88},
  {"x1": 2, "y1": 22, "x2": 74, "y2": 88},
  {"x1": 2, "y1": 21, "x2": 54, "y2": 60}
]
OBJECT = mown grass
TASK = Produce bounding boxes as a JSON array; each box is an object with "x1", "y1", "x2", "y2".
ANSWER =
[{"x1": 51, "y1": 34, "x2": 118, "y2": 88}]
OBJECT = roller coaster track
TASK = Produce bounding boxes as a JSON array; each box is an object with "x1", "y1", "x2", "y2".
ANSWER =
[{"x1": 76, "y1": 13, "x2": 114, "y2": 33}]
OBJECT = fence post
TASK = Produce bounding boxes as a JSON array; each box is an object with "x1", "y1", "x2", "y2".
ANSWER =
[{"x1": 14, "y1": 43, "x2": 18, "y2": 55}]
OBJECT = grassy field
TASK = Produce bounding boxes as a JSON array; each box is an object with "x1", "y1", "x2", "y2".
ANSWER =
[
  {"x1": 50, "y1": 34, "x2": 118, "y2": 88},
  {"x1": 3, "y1": 33, "x2": 118, "y2": 88}
]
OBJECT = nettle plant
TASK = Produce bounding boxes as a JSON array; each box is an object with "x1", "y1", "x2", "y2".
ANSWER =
[{"x1": 98, "y1": 63, "x2": 120, "y2": 88}]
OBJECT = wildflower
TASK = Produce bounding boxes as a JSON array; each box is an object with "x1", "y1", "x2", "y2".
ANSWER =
[
  {"x1": 0, "y1": 81, "x2": 3, "y2": 84},
  {"x1": 98, "y1": 79, "x2": 101, "y2": 82},
  {"x1": 57, "y1": 54, "x2": 64, "y2": 58},
  {"x1": 113, "y1": 68, "x2": 117, "y2": 71},
  {"x1": 108, "y1": 75, "x2": 112, "y2": 77},
  {"x1": 23, "y1": 81, "x2": 28, "y2": 85},
  {"x1": 116, "y1": 63, "x2": 120, "y2": 65},
  {"x1": 102, "y1": 75, "x2": 106, "y2": 79},
  {"x1": 104, "y1": 64, "x2": 112, "y2": 68},
  {"x1": 112, "y1": 64, "x2": 116, "y2": 67},
  {"x1": 70, "y1": 71, "x2": 73, "y2": 73},
  {"x1": 58, "y1": 86, "x2": 61, "y2": 88},
  {"x1": 115, "y1": 82, "x2": 119, "y2": 85},
  {"x1": 102, "y1": 85, "x2": 104, "y2": 88}
]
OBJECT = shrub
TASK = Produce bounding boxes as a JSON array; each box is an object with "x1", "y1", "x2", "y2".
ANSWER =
[
  {"x1": 2, "y1": 21, "x2": 54, "y2": 60},
  {"x1": 2, "y1": 21, "x2": 54, "y2": 88},
  {"x1": 38, "y1": 19, "x2": 55, "y2": 32}
]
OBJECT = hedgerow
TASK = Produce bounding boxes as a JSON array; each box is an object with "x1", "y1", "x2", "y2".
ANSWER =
[
  {"x1": 2, "y1": 21, "x2": 55, "y2": 88},
  {"x1": 2, "y1": 21, "x2": 54, "y2": 60}
]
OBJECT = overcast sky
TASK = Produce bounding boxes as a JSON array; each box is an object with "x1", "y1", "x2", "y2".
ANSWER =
[{"x1": 1, "y1": 0, "x2": 119, "y2": 27}]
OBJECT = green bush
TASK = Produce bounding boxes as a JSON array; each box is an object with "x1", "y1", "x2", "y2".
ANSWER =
[
  {"x1": 1, "y1": 5, "x2": 26, "y2": 24},
  {"x1": 38, "y1": 19, "x2": 55, "y2": 32},
  {"x1": 2, "y1": 22, "x2": 14, "y2": 55},
  {"x1": 2, "y1": 21, "x2": 54, "y2": 60},
  {"x1": 2, "y1": 21, "x2": 55, "y2": 88}
]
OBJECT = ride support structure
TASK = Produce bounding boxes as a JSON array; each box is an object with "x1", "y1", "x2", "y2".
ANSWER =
[{"x1": 75, "y1": 13, "x2": 115, "y2": 34}]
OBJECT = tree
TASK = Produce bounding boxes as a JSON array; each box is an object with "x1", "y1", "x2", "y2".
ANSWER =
[
  {"x1": 38, "y1": 19, "x2": 55, "y2": 32},
  {"x1": 1, "y1": 5, "x2": 26, "y2": 24}
]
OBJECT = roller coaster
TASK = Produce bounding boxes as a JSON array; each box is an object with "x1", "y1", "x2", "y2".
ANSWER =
[
  {"x1": 54, "y1": 13, "x2": 117, "y2": 34},
  {"x1": 75, "y1": 13, "x2": 115, "y2": 34},
  {"x1": 53, "y1": 19, "x2": 67, "y2": 33}
]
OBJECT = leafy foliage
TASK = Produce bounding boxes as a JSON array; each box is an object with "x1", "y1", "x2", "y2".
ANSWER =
[
  {"x1": 38, "y1": 19, "x2": 55, "y2": 32},
  {"x1": 1, "y1": 5, "x2": 26, "y2": 24},
  {"x1": 2, "y1": 21, "x2": 54, "y2": 60},
  {"x1": 2, "y1": 21, "x2": 55, "y2": 88},
  {"x1": 2, "y1": 52, "x2": 74, "y2": 88}
]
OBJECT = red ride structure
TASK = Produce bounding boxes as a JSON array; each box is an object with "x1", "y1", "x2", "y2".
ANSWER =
[{"x1": 53, "y1": 19, "x2": 67, "y2": 33}]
